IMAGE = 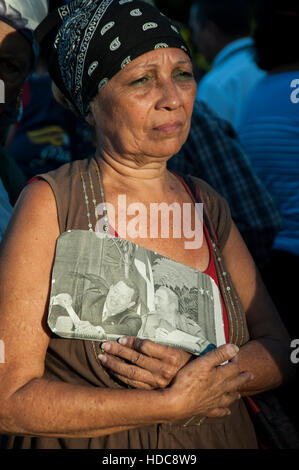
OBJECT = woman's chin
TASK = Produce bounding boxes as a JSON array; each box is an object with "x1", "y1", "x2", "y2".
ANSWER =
[{"x1": 146, "y1": 139, "x2": 186, "y2": 159}]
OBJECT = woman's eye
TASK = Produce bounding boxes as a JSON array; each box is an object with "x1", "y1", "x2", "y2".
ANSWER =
[
  {"x1": 173, "y1": 70, "x2": 194, "y2": 81},
  {"x1": 130, "y1": 75, "x2": 151, "y2": 86}
]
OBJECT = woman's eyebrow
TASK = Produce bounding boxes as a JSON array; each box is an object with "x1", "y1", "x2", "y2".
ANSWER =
[{"x1": 123, "y1": 59, "x2": 191, "y2": 74}]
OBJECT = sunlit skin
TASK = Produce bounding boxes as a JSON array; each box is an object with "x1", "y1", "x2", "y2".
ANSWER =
[
  {"x1": 88, "y1": 48, "x2": 197, "y2": 169},
  {"x1": 0, "y1": 21, "x2": 33, "y2": 113}
]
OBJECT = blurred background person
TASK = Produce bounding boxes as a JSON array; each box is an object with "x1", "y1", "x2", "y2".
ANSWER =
[
  {"x1": 0, "y1": 0, "x2": 48, "y2": 241},
  {"x1": 238, "y1": 0, "x2": 299, "y2": 335},
  {"x1": 238, "y1": 0, "x2": 299, "y2": 430},
  {"x1": 141, "y1": 1, "x2": 282, "y2": 270},
  {"x1": 189, "y1": 0, "x2": 265, "y2": 128},
  {"x1": 6, "y1": 26, "x2": 97, "y2": 180},
  {"x1": 4, "y1": 0, "x2": 96, "y2": 181},
  {"x1": 169, "y1": 99, "x2": 282, "y2": 270}
]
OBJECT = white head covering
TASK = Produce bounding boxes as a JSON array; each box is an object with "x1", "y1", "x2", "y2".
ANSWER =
[{"x1": 0, "y1": 0, "x2": 49, "y2": 60}]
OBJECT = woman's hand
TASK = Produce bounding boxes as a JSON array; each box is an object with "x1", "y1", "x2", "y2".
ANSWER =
[
  {"x1": 99, "y1": 336, "x2": 192, "y2": 389},
  {"x1": 99, "y1": 338, "x2": 254, "y2": 419},
  {"x1": 167, "y1": 344, "x2": 254, "y2": 420}
]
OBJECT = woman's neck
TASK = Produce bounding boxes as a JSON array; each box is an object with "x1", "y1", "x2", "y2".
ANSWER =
[{"x1": 95, "y1": 150, "x2": 176, "y2": 195}]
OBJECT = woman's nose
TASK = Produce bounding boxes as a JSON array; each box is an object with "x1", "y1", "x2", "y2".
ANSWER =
[{"x1": 155, "y1": 81, "x2": 181, "y2": 110}]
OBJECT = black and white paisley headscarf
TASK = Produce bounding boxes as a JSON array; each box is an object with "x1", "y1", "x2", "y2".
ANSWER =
[
  {"x1": 36, "y1": 0, "x2": 191, "y2": 117},
  {"x1": 0, "y1": 0, "x2": 48, "y2": 62}
]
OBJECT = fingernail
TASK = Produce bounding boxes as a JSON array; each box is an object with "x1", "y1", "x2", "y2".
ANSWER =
[
  {"x1": 226, "y1": 410, "x2": 231, "y2": 415},
  {"x1": 118, "y1": 336, "x2": 128, "y2": 345},
  {"x1": 101, "y1": 342, "x2": 111, "y2": 352},
  {"x1": 228, "y1": 344, "x2": 239, "y2": 356},
  {"x1": 98, "y1": 354, "x2": 107, "y2": 363}
]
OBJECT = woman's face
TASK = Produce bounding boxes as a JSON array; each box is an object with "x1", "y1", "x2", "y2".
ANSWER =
[
  {"x1": 90, "y1": 48, "x2": 197, "y2": 163},
  {"x1": 0, "y1": 21, "x2": 33, "y2": 113}
]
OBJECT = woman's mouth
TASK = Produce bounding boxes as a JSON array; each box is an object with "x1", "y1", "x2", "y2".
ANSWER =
[{"x1": 153, "y1": 121, "x2": 183, "y2": 133}]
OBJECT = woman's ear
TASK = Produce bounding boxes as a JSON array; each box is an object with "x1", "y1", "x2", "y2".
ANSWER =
[
  {"x1": 52, "y1": 82, "x2": 79, "y2": 116},
  {"x1": 85, "y1": 110, "x2": 96, "y2": 127}
]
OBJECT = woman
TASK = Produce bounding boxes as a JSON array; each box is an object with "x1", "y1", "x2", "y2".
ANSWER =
[{"x1": 0, "y1": 0, "x2": 293, "y2": 449}]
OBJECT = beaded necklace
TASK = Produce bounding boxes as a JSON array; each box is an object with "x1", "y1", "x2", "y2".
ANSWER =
[{"x1": 80, "y1": 158, "x2": 109, "y2": 234}]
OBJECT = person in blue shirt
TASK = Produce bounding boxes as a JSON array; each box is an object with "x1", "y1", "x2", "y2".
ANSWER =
[
  {"x1": 238, "y1": 0, "x2": 299, "y2": 431},
  {"x1": 189, "y1": 0, "x2": 265, "y2": 129}
]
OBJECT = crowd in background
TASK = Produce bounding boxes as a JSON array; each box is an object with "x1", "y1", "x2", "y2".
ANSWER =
[{"x1": 0, "y1": 0, "x2": 298, "y2": 439}]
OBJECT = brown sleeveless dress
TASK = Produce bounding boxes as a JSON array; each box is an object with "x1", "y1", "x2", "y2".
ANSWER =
[{"x1": 3, "y1": 158, "x2": 258, "y2": 449}]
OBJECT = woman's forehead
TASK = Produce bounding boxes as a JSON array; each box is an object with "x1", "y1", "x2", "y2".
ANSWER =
[{"x1": 119, "y1": 48, "x2": 192, "y2": 73}]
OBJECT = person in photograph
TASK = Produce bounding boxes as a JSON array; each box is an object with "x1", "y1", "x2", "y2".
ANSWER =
[
  {"x1": 0, "y1": 0, "x2": 294, "y2": 450},
  {"x1": 80, "y1": 276, "x2": 142, "y2": 336},
  {"x1": 50, "y1": 292, "x2": 106, "y2": 339},
  {"x1": 140, "y1": 286, "x2": 215, "y2": 355}
]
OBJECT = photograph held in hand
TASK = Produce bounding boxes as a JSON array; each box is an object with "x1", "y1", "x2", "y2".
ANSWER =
[{"x1": 49, "y1": 231, "x2": 225, "y2": 356}]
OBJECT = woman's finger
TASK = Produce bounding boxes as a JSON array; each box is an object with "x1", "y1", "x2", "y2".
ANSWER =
[
  {"x1": 205, "y1": 408, "x2": 232, "y2": 418},
  {"x1": 101, "y1": 340, "x2": 181, "y2": 382},
  {"x1": 98, "y1": 352, "x2": 168, "y2": 388},
  {"x1": 218, "y1": 392, "x2": 241, "y2": 409},
  {"x1": 101, "y1": 341, "x2": 162, "y2": 371},
  {"x1": 116, "y1": 336, "x2": 192, "y2": 368},
  {"x1": 98, "y1": 351, "x2": 158, "y2": 390},
  {"x1": 224, "y1": 371, "x2": 254, "y2": 393}
]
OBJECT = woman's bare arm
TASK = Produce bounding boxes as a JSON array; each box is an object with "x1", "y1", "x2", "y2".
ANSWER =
[
  {"x1": 0, "y1": 182, "x2": 252, "y2": 438},
  {"x1": 0, "y1": 181, "x2": 164, "y2": 437},
  {"x1": 221, "y1": 222, "x2": 294, "y2": 395}
]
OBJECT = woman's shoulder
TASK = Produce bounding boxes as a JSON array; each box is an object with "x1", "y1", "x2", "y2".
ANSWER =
[
  {"x1": 32, "y1": 158, "x2": 93, "y2": 234},
  {"x1": 185, "y1": 174, "x2": 229, "y2": 209},
  {"x1": 186, "y1": 175, "x2": 232, "y2": 252},
  {"x1": 37, "y1": 158, "x2": 91, "y2": 185},
  {"x1": 5, "y1": 177, "x2": 60, "y2": 247}
]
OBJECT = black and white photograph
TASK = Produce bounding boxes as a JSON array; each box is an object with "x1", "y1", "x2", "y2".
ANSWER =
[{"x1": 48, "y1": 230, "x2": 226, "y2": 355}]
